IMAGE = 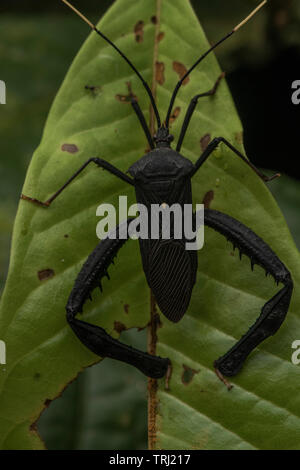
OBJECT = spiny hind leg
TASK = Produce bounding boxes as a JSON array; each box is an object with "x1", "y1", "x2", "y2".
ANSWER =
[
  {"x1": 66, "y1": 218, "x2": 170, "y2": 379},
  {"x1": 204, "y1": 209, "x2": 293, "y2": 377}
]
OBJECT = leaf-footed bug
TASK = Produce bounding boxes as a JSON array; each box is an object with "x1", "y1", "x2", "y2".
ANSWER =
[{"x1": 21, "y1": 0, "x2": 292, "y2": 385}]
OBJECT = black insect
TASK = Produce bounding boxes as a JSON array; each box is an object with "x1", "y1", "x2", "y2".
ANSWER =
[{"x1": 22, "y1": 0, "x2": 293, "y2": 382}]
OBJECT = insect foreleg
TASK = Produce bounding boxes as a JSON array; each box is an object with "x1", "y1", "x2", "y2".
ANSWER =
[
  {"x1": 66, "y1": 218, "x2": 170, "y2": 379},
  {"x1": 204, "y1": 209, "x2": 293, "y2": 377},
  {"x1": 176, "y1": 72, "x2": 225, "y2": 152},
  {"x1": 191, "y1": 137, "x2": 280, "y2": 182},
  {"x1": 21, "y1": 157, "x2": 133, "y2": 208}
]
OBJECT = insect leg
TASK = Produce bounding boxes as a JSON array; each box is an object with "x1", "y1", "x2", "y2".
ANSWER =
[
  {"x1": 130, "y1": 98, "x2": 155, "y2": 150},
  {"x1": 204, "y1": 208, "x2": 293, "y2": 377},
  {"x1": 176, "y1": 72, "x2": 225, "y2": 152},
  {"x1": 66, "y1": 218, "x2": 170, "y2": 379},
  {"x1": 21, "y1": 157, "x2": 133, "y2": 208},
  {"x1": 191, "y1": 137, "x2": 280, "y2": 182}
]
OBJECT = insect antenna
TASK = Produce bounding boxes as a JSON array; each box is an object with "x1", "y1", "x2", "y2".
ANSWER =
[
  {"x1": 165, "y1": 0, "x2": 267, "y2": 128},
  {"x1": 61, "y1": 0, "x2": 162, "y2": 129}
]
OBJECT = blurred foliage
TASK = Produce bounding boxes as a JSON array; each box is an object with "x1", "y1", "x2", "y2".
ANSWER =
[{"x1": 0, "y1": 0, "x2": 300, "y2": 450}]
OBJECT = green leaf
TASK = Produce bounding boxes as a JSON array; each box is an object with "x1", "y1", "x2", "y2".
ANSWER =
[{"x1": 0, "y1": 0, "x2": 300, "y2": 450}]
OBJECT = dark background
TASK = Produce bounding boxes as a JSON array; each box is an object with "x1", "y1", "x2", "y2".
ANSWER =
[{"x1": 0, "y1": 0, "x2": 300, "y2": 450}]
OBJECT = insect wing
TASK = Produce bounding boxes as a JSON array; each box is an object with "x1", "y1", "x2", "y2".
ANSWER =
[{"x1": 147, "y1": 239, "x2": 197, "y2": 322}]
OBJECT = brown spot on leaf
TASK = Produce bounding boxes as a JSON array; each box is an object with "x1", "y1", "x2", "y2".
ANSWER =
[
  {"x1": 115, "y1": 81, "x2": 137, "y2": 103},
  {"x1": 202, "y1": 190, "x2": 214, "y2": 209},
  {"x1": 200, "y1": 133, "x2": 211, "y2": 151},
  {"x1": 151, "y1": 15, "x2": 157, "y2": 24},
  {"x1": 157, "y1": 32, "x2": 165, "y2": 42},
  {"x1": 61, "y1": 143, "x2": 79, "y2": 154},
  {"x1": 134, "y1": 20, "x2": 144, "y2": 43},
  {"x1": 181, "y1": 364, "x2": 199, "y2": 385},
  {"x1": 114, "y1": 321, "x2": 127, "y2": 334},
  {"x1": 64, "y1": 234, "x2": 69, "y2": 238},
  {"x1": 169, "y1": 106, "x2": 181, "y2": 124},
  {"x1": 123, "y1": 304, "x2": 129, "y2": 314},
  {"x1": 29, "y1": 422, "x2": 38, "y2": 432},
  {"x1": 38, "y1": 269, "x2": 55, "y2": 281},
  {"x1": 44, "y1": 399, "x2": 52, "y2": 408},
  {"x1": 173, "y1": 61, "x2": 189, "y2": 85},
  {"x1": 85, "y1": 85, "x2": 101, "y2": 96},
  {"x1": 155, "y1": 61, "x2": 165, "y2": 85},
  {"x1": 235, "y1": 131, "x2": 244, "y2": 145}
]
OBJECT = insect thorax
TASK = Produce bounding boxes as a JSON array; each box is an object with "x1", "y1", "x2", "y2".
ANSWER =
[{"x1": 128, "y1": 148, "x2": 194, "y2": 207}]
